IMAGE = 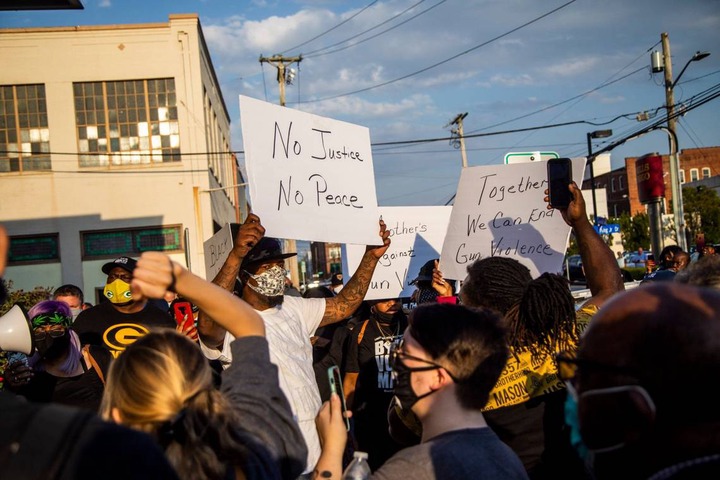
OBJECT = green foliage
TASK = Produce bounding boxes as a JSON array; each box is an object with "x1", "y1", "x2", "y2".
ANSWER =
[
  {"x1": 624, "y1": 267, "x2": 647, "y2": 281},
  {"x1": 0, "y1": 279, "x2": 53, "y2": 316},
  {"x1": 683, "y1": 186, "x2": 720, "y2": 244},
  {"x1": 616, "y1": 212, "x2": 650, "y2": 251}
]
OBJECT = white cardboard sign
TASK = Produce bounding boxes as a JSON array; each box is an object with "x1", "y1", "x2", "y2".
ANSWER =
[
  {"x1": 344, "y1": 206, "x2": 452, "y2": 300},
  {"x1": 440, "y1": 158, "x2": 586, "y2": 280},
  {"x1": 203, "y1": 223, "x2": 233, "y2": 281},
  {"x1": 239, "y1": 95, "x2": 379, "y2": 244}
]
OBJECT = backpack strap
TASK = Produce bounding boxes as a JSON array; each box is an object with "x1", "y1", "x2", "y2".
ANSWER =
[
  {"x1": 82, "y1": 344, "x2": 105, "y2": 385},
  {"x1": 2, "y1": 403, "x2": 94, "y2": 480},
  {"x1": 357, "y1": 320, "x2": 369, "y2": 345}
]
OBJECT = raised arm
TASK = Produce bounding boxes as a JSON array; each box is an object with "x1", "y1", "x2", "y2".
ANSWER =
[
  {"x1": 197, "y1": 214, "x2": 265, "y2": 348},
  {"x1": 321, "y1": 219, "x2": 390, "y2": 326},
  {"x1": 132, "y1": 251, "x2": 264, "y2": 339},
  {"x1": 552, "y1": 182, "x2": 624, "y2": 309}
]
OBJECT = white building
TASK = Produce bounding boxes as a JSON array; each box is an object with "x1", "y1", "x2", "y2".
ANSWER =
[{"x1": 0, "y1": 14, "x2": 246, "y2": 302}]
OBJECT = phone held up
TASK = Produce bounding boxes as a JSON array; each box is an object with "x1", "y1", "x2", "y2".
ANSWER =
[
  {"x1": 328, "y1": 365, "x2": 350, "y2": 431},
  {"x1": 547, "y1": 158, "x2": 573, "y2": 209}
]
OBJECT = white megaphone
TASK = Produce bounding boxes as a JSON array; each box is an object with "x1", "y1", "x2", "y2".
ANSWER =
[{"x1": 0, "y1": 304, "x2": 34, "y2": 355}]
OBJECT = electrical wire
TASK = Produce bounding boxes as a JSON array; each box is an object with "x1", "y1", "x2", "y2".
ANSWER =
[
  {"x1": 280, "y1": 1, "x2": 379, "y2": 54},
  {"x1": 304, "y1": 0, "x2": 446, "y2": 59},
  {"x1": 291, "y1": 0, "x2": 578, "y2": 104}
]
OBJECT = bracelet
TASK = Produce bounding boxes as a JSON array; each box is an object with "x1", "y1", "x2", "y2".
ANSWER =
[{"x1": 168, "y1": 258, "x2": 177, "y2": 293}]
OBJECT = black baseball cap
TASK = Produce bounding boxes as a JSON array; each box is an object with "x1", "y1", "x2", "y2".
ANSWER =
[
  {"x1": 240, "y1": 237, "x2": 296, "y2": 270},
  {"x1": 410, "y1": 259, "x2": 438, "y2": 285},
  {"x1": 101, "y1": 256, "x2": 138, "y2": 275}
]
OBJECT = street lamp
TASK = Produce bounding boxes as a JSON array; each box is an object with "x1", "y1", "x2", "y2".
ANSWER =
[
  {"x1": 653, "y1": 33, "x2": 711, "y2": 250},
  {"x1": 586, "y1": 129, "x2": 613, "y2": 222}
]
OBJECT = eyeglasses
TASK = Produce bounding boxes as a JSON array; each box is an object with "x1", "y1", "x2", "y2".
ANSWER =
[
  {"x1": 555, "y1": 351, "x2": 639, "y2": 384},
  {"x1": 108, "y1": 273, "x2": 132, "y2": 283},
  {"x1": 390, "y1": 339, "x2": 460, "y2": 382},
  {"x1": 33, "y1": 324, "x2": 67, "y2": 341}
]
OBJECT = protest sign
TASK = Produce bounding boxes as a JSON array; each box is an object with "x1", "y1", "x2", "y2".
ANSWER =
[
  {"x1": 239, "y1": 95, "x2": 379, "y2": 244},
  {"x1": 344, "y1": 206, "x2": 452, "y2": 300},
  {"x1": 203, "y1": 223, "x2": 233, "y2": 281},
  {"x1": 439, "y1": 158, "x2": 586, "y2": 280}
]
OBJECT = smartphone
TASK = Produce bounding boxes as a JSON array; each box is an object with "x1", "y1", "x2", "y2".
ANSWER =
[
  {"x1": 328, "y1": 365, "x2": 350, "y2": 431},
  {"x1": 547, "y1": 158, "x2": 573, "y2": 209},
  {"x1": 172, "y1": 300, "x2": 197, "y2": 332}
]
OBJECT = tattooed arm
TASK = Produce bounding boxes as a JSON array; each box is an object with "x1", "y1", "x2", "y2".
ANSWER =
[
  {"x1": 198, "y1": 214, "x2": 265, "y2": 349},
  {"x1": 320, "y1": 219, "x2": 390, "y2": 327}
]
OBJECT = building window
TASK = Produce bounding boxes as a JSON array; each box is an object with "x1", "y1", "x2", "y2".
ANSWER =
[
  {"x1": 690, "y1": 168, "x2": 699, "y2": 182},
  {"x1": 81, "y1": 225, "x2": 183, "y2": 259},
  {"x1": 74, "y1": 79, "x2": 180, "y2": 167},
  {"x1": 8, "y1": 233, "x2": 59, "y2": 265},
  {"x1": 680, "y1": 169, "x2": 685, "y2": 183},
  {"x1": 0, "y1": 84, "x2": 51, "y2": 173},
  {"x1": 611, "y1": 178, "x2": 616, "y2": 192},
  {"x1": 618, "y1": 176, "x2": 625, "y2": 190},
  {"x1": 702, "y1": 167, "x2": 711, "y2": 179}
]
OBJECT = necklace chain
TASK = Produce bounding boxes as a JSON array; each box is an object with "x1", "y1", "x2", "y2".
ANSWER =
[{"x1": 375, "y1": 320, "x2": 400, "y2": 338}]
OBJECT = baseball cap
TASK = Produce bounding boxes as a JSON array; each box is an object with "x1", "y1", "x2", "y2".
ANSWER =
[
  {"x1": 410, "y1": 259, "x2": 437, "y2": 285},
  {"x1": 240, "y1": 237, "x2": 296, "y2": 270},
  {"x1": 101, "y1": 256, "x2": 138, "y2": 275}
]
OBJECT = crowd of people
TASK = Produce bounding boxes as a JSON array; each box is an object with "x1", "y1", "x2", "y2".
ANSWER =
[{"x1": 1, "y1": 180, "x2": 720, "y2": 480}]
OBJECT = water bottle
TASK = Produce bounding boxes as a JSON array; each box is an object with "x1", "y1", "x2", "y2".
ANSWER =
[{"x1": 342, "y1": 451, "x2": 371, "y2": 480}]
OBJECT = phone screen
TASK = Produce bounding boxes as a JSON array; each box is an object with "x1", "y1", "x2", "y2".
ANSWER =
[
  {"x1": 547, "y1": 158, "x2": 573, "y2": 209},
  {"x1": 327, "y1": 365, "x2": 350, "y2": 431}
]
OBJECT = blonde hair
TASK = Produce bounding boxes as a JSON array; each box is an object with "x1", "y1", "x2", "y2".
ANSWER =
[{"x1": 100, "y1": 330, "x2": 247, "y2": 479}]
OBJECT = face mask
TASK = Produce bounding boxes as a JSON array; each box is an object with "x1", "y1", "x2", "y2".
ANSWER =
[
  {"x1": 35, "y1": 330, "x2": 71, "y2": 361},
  {"x1": 69, "y1": 307, "x2": 83, "y2": 320},
  {"x1": 372, "y1": 307, "x2": 402, "y2": 324},
  {"x1": 104, "y1": 279, "x2": 133, "y2": 304},
  {"x1": 246, "y1": 265, "x2": 286, "y2": 297},
  {"x1": 564, "y1": 384, "x2": 590, "y2": 462},
  {"x1": 392, "y1": 358, "x2": 438, "y2": 410},
  {"x1": 416, "y1": 288, "x2": 439, "y2": 305}
]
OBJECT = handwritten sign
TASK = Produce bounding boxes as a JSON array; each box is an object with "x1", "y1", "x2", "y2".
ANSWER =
[
  {"x1": 239, "y1": 95, "x2": 379, "y2": 244},
  {"x1": 439, "y1": 158, "x2": 586, "y2": 280},
  {"x1": 344, "y1": 206, "x2": 452, "y2": 300},
  {"x1": 203, "y1": 223, "x2": 233, "y2": 281}
]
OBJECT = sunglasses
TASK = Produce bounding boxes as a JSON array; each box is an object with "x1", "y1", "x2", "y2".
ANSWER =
[
  {"x1": 390, "y1": 339, "x2": 460, "y2": 382},
  {"x1": 33, "y1": 324, "x2": 67, "y2": 341}
]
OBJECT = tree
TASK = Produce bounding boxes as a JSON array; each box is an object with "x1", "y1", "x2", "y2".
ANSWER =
[
  {"x1": 617, "y1": 212, "x2": 650, "y2": 251},
  {"x1": 683, "y1": 185, "x2": 720, "y2": 245},
  {"x1": 0, "y1": 279, "x2": 53, "y2": 316}
]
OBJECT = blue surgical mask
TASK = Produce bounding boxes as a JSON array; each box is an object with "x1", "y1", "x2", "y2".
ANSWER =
[{"x1": 564, "y1": 383, "x2": 590, "y2": 461}]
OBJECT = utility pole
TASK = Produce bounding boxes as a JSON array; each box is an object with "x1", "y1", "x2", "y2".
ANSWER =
[
  {"x1": 259, "y1": 54, "x2": 303, "y2": 287},
  {"x1": 259, "y1": 54, "x2": 302, "y2": 106},
  {"x1": 657, "y1": 34, "x2": 709, "y2": 251},
  {"x1": 446, "y1": 113, "x2": 469, "y2": 168}
]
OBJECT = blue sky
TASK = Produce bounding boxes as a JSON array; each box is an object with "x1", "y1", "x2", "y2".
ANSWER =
[{"x1": 2, "y1": 0, "x2": 719, "y2": 206}]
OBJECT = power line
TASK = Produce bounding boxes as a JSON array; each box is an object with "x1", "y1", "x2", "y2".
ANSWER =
[
  {"x1": 304, "y1": 0, "x2": 446, "y2": 59},
  {"x1": 280, "y1": 1, "x2": 379, "y2": 54},
  {"x1": 291, "y1": 0, "x2": 578, "y2": 104}
]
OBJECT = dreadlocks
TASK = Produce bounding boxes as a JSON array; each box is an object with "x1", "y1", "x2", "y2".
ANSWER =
[{"x1": 461, "y1": 257, "x2": 577, "y2": 357}]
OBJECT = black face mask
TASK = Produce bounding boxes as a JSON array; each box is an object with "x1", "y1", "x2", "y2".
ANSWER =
[
  {"x1": 35, "y1": 331, "x2": 71, "y2": 361},
  {"x1": 372, "y1": 308, "x2": 404, "y2": 324},
  {"x1": 392, "y1": 358, "x2": 439, "y2": 410}
]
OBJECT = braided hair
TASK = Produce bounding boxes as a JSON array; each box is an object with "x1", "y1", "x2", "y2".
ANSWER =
[{"x1": 462, "y1": 257, "x2": 577, "y2": 357}]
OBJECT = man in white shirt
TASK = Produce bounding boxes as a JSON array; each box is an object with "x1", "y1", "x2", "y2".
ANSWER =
[{"x1": 198, "y1": 213, "x2": 389, "y2": 476}]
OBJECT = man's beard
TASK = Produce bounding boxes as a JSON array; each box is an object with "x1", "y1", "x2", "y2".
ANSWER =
[{"x1": 265, "y1": 294, "x2": 285, "y2": 307}]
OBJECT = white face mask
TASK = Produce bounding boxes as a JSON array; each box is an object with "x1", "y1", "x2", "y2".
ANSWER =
[
  {"x1": 246, "y1": 265, "x2": 286, "y2": 297},
  {"x1": 69, "y1": 307, "x2": 83, "y2": 320}
]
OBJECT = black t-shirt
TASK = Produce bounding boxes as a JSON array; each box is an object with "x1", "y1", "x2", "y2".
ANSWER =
[
  {"x1": 18, "y1": 345, "x2": 111, "y2": 412},
  {"x1": 73, "y1": 301, "x2": 175, "y2": 357},
  {"x1": 345, "y1": 316, "x2": 407, "y2": 471}
]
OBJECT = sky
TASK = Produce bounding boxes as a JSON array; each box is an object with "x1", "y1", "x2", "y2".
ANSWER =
[{"x1": 2, "y1": 0, "x2": 719, "y2": 207}]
